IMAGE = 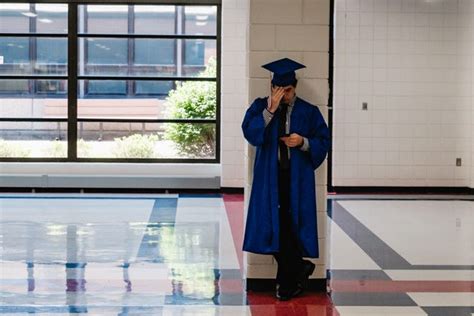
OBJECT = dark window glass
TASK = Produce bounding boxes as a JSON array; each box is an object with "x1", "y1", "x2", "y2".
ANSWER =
[
  {"x1": 36, "y1": 80, "x2": 67, "y2": 95},
  {"x1": 134, "y1": 6, "x2": 175, "y2": 35},
  {"x1": 0, "y1": 79, "x2": 29, "y2": 94},
  {"x1": 134, "y1": 39, "x2": 175, "y2": 65},
  {"x1": 87, "y1": 39, "x2": 128, "y2": 65},
  {"x1": 0, "y1": 38, "x2": 29, "y2": 64},
  {"x1": 37, "y1": 38, "x2": 67, "y2": 64},
  {"x1": 87, "y1": 80, "x2": 126, "y2": 95},
  {"x1": 184, "y1": 40, "x2": 205, "y2": 65},
  {"x1": 184, "y1": 6, "x2": 217, "y2": 36},
  {"x1": 35, "y1": 4, "x2": 68, "y2": 33},
  {"x1": 0, "y1": 4, "x2": 30, "y2": 33},
  {"x1": 135, "y1": 81, "x2": 173, "y2": 95},
  {"x1": 0, "y1": 3, "x2": 219, "y2": 161},
  {"x1": 85, "y1": 5, "x2": 128, "y2": 34},
  {"x1": 0, "y1": 80, "x2": 67, "y2": 118}
]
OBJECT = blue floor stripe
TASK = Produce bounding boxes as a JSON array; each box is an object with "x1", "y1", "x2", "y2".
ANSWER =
[
  {"x1": 330, "y1": 200, "x2": 474, "y2": 270},
  {"x1": 148, "y1": 198, "x2": 178, "y2": 223},
  {"x1": 330, "y1": 201, "x2": 412, "y2": 270},
  {"x1": 423, "y1": 307, "x2": 474, "y2": 316},
  {"x1": 330, "y1": 292, "x2": 418, "y2": 306},
  {"x1": 136, "y1": 198, "x2": 178, "y2": 261}
]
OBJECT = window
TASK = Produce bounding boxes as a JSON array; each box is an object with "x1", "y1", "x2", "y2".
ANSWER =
[
  {"x1": 184, "y1": 40, "x2": 205, "y2": 65},
  {"x1": 0, "y1": 3, "x2": 68, "y2": 159},
  {"x1": 0, "y1": 2, "x2": 220, "y2": 162},
  {"x1": 0, "y1": 37, "x2": 30, "y2": 66},
  {"x1": 37, "y1": 38, "x2": 67, "y2": 64},
  {"x1": 134, "y1": 39, "x2": 175, "y2": 65}
]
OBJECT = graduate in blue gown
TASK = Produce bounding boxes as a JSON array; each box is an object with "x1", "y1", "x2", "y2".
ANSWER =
[{"x1": 241, "y1": 58, "x2": 330, "y2": 300}]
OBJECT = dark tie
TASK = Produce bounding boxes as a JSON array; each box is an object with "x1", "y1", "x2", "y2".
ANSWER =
[{"x1": 278, "y1": 103, "x2": 289, "y2": 170}]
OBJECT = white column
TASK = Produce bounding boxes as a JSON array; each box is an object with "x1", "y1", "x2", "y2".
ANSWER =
[{"x1": 245, "y1": 0, "x2": 331, "y2": 283}]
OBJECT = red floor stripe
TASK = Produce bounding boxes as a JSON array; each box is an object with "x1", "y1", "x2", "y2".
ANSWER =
[
  {"x1": 222, "y1": 194, "x2": 244, "y2": 202},
  {"x1": 222, "y1": 195, "x2": 339, "y2": 315},
  {"x1": 330, "y1": 280, "x2": 474, "y2": 293},
  {"x1": 248, "y1": 292, "x2": 339, "y2": 315}
]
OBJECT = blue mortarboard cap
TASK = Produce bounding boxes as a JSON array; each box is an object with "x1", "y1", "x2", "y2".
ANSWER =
[{"x1": 261, "y1": 58, "x2": 306, "y2": 87}]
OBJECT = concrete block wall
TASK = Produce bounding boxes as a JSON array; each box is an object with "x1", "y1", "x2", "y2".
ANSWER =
[
  {"x1": 245, "y1": 0, "x2": 331, "y2": 281},
  {"x1": 220, "y1": 0, "x2": 249, "y2": 188}
]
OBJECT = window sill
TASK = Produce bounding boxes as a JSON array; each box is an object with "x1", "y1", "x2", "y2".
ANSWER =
[{"x1": 0, "y1": 162, "x2": 220, "y2": 189}]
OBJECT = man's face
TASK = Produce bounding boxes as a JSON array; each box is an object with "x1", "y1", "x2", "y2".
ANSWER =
[{"x1": 275, "y1": 84, "x2": 296, "y2": 104}]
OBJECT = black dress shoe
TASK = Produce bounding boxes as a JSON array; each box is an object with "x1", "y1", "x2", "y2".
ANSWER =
[
  {"x1": 276, "y1": 285, "x2": 301, "y2": 301},
  {"x1": 297, "y1": 260, "x2": 315, "y2": 290}
]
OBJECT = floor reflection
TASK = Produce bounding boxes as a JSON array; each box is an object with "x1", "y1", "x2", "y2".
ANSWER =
[{"x1": 0, "y1": 196, "x2": 250, "y2": 314}]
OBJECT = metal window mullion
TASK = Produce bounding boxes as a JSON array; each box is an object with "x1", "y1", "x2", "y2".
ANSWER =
[
  {"x1": 0, "y1": 157, "x2": 217, "y2": 163},
  {"x1": 78, "y1": 5, "x2": 86, "y2": 98},
  {"x1": 76, "y1": 118, "x2": 216, "y2": 124},
  {"x1": 176, "y1": 6, "x2": 183, "y2": 77},
  {"x1": 68, "y1": 3, "x2": 78, "y2": 160},
  {"x1": 0, "y1": 118, "x2": 68, "y2": 122},
  {"x1": 76, "y1": 75, "x2": 215, "y2": 81},
  {"x1": 0, "y1": 75, "x2": 68, "y2": 80},
  {"x1": 29, "y1": 3, "x2": 36, "y2": 95},
  {"x1": 215, "y1": 4, "x2": 221, "y2": 163},
  {"x1": 0, "y1": 1, "x2": 221, "y2": 5},
  {"x1": 0, "y1": 33, "x2": 68, "y2": 38},
  {"x1": 128, "y1": 5, "x2": 134, "y2": 97},
  {"x1": 0, "y1": 34, "x2": 216, "y2": 40},
  {"x1": 83, "y1": 4, "x2": 89, "y2": 97},
  {"x1": 76, "y1": 34, "x2": 216, "y2": 40}
]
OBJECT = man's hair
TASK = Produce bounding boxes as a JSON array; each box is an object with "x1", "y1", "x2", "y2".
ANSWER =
[{"x1": 272, "y1": 80, "x2": 298, "y2": 89}]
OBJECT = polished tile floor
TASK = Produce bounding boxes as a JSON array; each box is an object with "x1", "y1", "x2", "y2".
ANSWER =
[{"x1": 0, "y1": 193, "x2": 472, "y2": 315}]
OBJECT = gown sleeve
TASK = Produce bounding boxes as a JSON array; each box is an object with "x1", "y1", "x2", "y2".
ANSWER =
[
  {"x1": 241, "y1": 98, "x2": 271, "y2": 147},
  {"x1": 307, "y1": 106, "x2": 331, "y2": 170}
]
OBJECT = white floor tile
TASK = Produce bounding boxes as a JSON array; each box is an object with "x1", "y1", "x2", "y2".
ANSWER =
[
  {"x1": 175, "y1": 198, "x2": 239, "y2": 269},
  {"x1": 0, "y1": 198, "x2": 155, "y2": 263},
  {"x1": 385, "y1": 269, "x2": 474, "y2": 281},
  {"x1": 336, "y1": 306, "x2": 427, "y2": 315},
  {"x1": 329, "y1": 219, "x2": 381, "y2": 270},
  {"x1": 407, "y1": 292, "x2": 474, "y2": 306},
  {"x1": 162, "y1": 306, "x2": 251, "y2": 315},
  {"x1": 338, "y1": 200, "x2": 474, "y2": 266}
]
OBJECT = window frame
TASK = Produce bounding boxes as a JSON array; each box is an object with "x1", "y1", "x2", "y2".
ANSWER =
[{"x1": 0, "y1": 0, "x2": 221, "y2": 163}]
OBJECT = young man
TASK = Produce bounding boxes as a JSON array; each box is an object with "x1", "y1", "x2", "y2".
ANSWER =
[{"x1": 241, "y1": 58, "x2": 330, "y2": 300}]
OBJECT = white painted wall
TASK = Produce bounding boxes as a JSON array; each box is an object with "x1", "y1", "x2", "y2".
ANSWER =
[
  {"x1": 333, "y1": 0, "x2": 473, "y2": 188},
  {"x1": 220, "y1": 0, "x2": 249, "y2": 188}
]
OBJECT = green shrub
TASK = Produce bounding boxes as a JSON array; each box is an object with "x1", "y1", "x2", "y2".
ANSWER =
[
  {"x1": 0, "y1": 139, "x2": 31, "y2": 157},
  {"x1": 46, "y1": 141, "x2": 67, "y2": 157},
  {"x1": 165, "y1": 58, "x2": 216, "y2": 157},
  {"x1": 112, "y1": 134, "x2": 158, "y2": 158},
  {"x1": 43, "y1": 139, "x2": 92, "y2": 158},
  {"x1": 78, "y1": 139, "x2": 92, "y2": 158}
]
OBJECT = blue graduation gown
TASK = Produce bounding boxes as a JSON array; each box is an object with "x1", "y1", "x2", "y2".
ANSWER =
[{"x1": 241, "y1": 96, "x2": 330, "y2": 258}]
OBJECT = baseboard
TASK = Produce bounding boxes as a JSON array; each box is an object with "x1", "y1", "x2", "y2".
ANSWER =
[
  {"x1": 0, "y1": 186, "x2": 244, "y2": 194},
  {"x1": 220, "y1": 187, "x2": 244, "y2": 194},
  {"x1": 246, "y1": 278, "x2": 327, "y2": 292},
  {"x1": 0, "y1": 175, "x2": 220, "y2": 190},
  {"x1": 330, "y1": 186, "x2": 474, "y2": 195}
]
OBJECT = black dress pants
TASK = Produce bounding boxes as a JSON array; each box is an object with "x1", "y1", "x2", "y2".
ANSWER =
[{"x1": 273, "y1": 167, "x2": 303, "y2": 290}]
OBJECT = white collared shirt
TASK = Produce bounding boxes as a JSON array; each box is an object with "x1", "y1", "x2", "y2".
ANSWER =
[{"x1": 262, "y1": 96, "x2": 309, "y2": 155}]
